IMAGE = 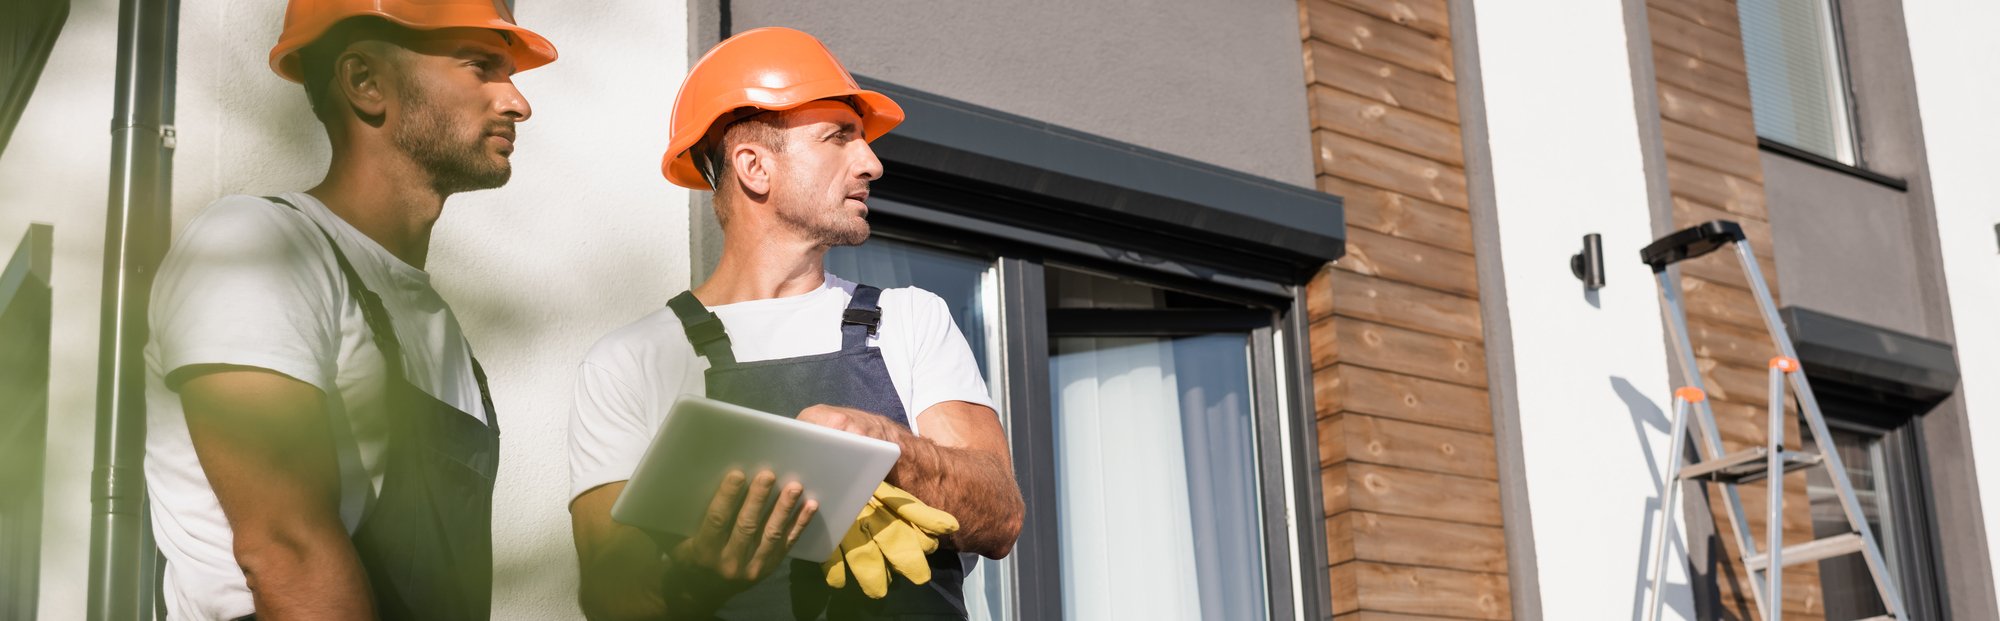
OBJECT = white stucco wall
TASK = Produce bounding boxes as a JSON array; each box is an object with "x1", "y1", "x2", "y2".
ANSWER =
[
  {"x1": 1465, "y1": 2, "x2": 1693, "y2": 619},
  {"x1": 1903, "y1": 0, "x2": 2000, "y2": 611},
  {"x1": 0, "y1": 1, "x2": 690, "y2": 618}
]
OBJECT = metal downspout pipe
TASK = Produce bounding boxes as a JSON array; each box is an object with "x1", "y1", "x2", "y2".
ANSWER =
[{"x1": 87, "y1": 0, "x2": 177, "y2": 619}]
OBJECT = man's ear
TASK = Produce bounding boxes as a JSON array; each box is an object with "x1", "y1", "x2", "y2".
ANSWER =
[
  {"x1": 731, "y1": 142, "x2": 774, "y2": 198},
  {"x1": 334, "y1": 49, "x2": 388, "y2": 122}
]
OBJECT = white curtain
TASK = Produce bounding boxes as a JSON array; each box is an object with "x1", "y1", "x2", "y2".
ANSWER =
[{"x1": 1053, "y1": 336, "x2": 1207, "y2": 621}]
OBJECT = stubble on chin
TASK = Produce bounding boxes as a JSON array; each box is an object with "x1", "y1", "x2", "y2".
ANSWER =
[{"x1": 392, "y1": 76, "x2": 513, "y2": 195}]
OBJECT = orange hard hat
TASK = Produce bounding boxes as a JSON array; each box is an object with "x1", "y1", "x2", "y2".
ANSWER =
[
  {"x1": 269, "y1": 0, "x2": 557, "y2": 83},
  {"x1": 663, "y1": 27, "x2": 904, "y2": 190}
]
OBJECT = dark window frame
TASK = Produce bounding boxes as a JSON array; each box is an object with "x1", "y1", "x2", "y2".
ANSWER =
[
  {"x1": 1811, "y1": 398, "x2": 1949, "y2": 621},
  {"x1": 865, "y1": 197, "x2": 1329, "y2": 621},
  {"x1": 1742, "y1": 0, "x2": 1914, "y2": 190},
  {"x1": 842, "y1": 76, "x2": 1341, "y2": 621}
]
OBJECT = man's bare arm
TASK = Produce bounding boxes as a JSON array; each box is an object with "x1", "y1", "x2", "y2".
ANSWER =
[
  {"x1": 799, "y1": 402, "x2": 1024, "y2": 558},
  {"x1": 179, "y1": 367, "x2": 375, "y2": 620},
  {"x1": 571, "y1": 482, "x2": 670, "y2": 621}
]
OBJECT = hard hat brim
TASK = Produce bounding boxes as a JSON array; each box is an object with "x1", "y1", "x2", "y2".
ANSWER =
[
  {"x1": 662, "y1": 88, "x2": 905, "y2": 191},
  {"x1": 270, "y1": 11, "x2": 558, "y2": 83}
]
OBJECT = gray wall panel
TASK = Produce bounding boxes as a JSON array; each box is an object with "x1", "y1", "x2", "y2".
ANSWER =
[
  {"x1": 1763, "y1": 152, "x2": 1930, "y2": 337},
  {"x1": 725, "y1": 0, "x2": 1316, "y2": 188}
]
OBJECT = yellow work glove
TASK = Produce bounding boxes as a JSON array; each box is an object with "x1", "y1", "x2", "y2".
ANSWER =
[{"x1": 821, "y1": 482, "x2": 961, "y2": 598}]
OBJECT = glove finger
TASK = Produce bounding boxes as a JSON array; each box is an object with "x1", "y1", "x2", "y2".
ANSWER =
[
  {"x1": 826, "y1": 505, "x2": 877, "y2": 591},
  {"x1": 883, "y1": 499, "x2": 959, "y2": 536},
  {"x1": 873, "y1": 482, "x2": 919, "y2": 504},
  {"x1": 874, "y1": 519, "x2": 934, "y2": 585},
  {"x1": 845, "y1": 538, "x2": 889, "y2": 599},
  {"x1": 873, "y1": 484, "x2": 961, "y2": 536},
  {"x1": 872, "y1": 506, "x2": 940, "y2": 555},
  {"x1": 822, "y1": 548, "x2": 848, "y2": 589}
]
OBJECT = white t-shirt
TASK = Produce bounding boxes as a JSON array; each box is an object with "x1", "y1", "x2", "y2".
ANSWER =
[
  {"x1": 143, "y1": 192, "x2": 490, "y2": 621},
  {"x1": 568, "y1": 272, "x2": 996, "y2": 501}
]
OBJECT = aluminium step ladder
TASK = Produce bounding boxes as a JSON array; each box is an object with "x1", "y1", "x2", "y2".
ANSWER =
[{"x1": 1639, "y1": 221, "x2": 1907, "y2": 621}]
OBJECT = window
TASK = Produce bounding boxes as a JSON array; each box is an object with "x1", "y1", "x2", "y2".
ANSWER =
[
  {"x1": 1045, "y1": 268, "x2": 1269, "y2": 621},
  {"x1": 827, "y1": 194, "x2": 1321, "y2": 621},
  {"x1": 1739, "y1": 0, "x2": 1859, "y2": 164},
  {"x1": 1802, "y1": 396, "x2": 1946, "y2": 620}
]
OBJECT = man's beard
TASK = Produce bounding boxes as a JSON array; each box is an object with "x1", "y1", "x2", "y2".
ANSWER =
[
  {"x1": 775, "y1": 181, "x2": 870, "y2": 247},
  {"x1": 392, "y1": 75, "x2": 511, "y2": 195}
]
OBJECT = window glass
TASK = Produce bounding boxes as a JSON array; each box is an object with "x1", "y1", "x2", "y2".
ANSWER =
[
  {"x1": 1046, "y1": 268, "x2": 1268, "y2": 621},
  {"x1": 1739, "y1": 0, "x2": 1857, "y2": 163},
  {"x1": 1802, "y1": 425, "x2": 1894, "y2": 618}
]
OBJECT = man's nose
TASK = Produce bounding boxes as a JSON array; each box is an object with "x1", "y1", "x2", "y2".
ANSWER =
[
  {"x1": 495, "y1": 81, "x2": 531, "y2": 122},
  {"x1": 856, "y1": 139, "x2": 883, "y2": 180}
]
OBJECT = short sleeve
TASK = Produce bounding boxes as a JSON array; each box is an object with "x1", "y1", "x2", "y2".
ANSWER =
[
  {"x1": 901, "y1": 290, "x2": 998, "y2": 429},
  {"x1": 150, "y1": 196, "x2": 343, "y2": 393},
  {"x1": 569, "y1": 359, "x2": 659, "y2": 502}
]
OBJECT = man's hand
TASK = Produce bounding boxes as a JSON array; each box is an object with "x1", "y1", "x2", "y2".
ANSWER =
[
  {"x1": 571, "y1": 470, "x2": 816, "y2": 620},
  {"x1": 665, "y1": 470, "x2": 817, "y2": 592},
  {"x1": 178, "y1": 366, "x2": 375, "y2": 620},
  {"x1": 796, "y1": 403, "x2": 1024, "y2": 559}
]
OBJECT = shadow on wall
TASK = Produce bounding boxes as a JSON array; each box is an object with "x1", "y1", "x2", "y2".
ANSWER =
[{"x1": 1612, "y1": 376, "x2": 1697, "y2": 621}]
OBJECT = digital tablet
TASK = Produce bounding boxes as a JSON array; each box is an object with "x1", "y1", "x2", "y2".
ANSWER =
[{"x1": 610, "y1": 395, "x2": 901, "y2": 562}]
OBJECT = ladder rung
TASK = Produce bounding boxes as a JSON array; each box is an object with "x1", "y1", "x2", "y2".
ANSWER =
[
  {"x1": 1679, "y1": 447, "x2": 1823, "y2": 484},
  {"x1": 1744, "y1": 533, "x2": 1866, "y2": 571}
]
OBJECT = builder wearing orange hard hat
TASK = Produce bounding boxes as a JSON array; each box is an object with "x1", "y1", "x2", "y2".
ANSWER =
[
  {"x1": 568, "y1": 27, "x2": 1024, "y2": 619},
  {"x1": 141, "y1": 1, "x2": 553, "y2": 619}
]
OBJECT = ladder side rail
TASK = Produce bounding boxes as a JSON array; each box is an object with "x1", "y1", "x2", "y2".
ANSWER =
[
  {"x1": 1732, "y1": 243, "x2": 1911, "y2": 619},
  {"x1": 1655, "y1": 267, "x2": 1772, "y2": 613},
  {"x1": 1765, "y1": 364, "x2": 1788, "y2": 621},
  {"x1": 1644, "y1": 396, "x2": 1694, "y2": 621}
]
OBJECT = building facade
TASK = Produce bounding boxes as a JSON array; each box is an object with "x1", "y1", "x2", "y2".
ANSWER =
[{"x1": 3, "y1": 0, "x2": 1999, "y2": 619}]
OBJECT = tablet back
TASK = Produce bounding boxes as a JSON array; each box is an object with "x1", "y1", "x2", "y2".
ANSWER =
[{"x1": 610, "y1": 395, "x2": 901, "y2": 562}]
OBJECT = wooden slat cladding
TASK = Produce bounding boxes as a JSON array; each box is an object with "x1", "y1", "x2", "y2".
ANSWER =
[
  {"x1": 1328, "y1": 511, "x2": 1508, "y2": 573},
  {"x1": 1649, "y1": 5, "x2": 1748, "y2": 73},
  {"x1": 1329, "y1": 0, "x2": 1451, "y2": 39},
  {"x1": 1301, "y1": 0, "x2": 1510, "y2": 616},
  {"x1": 1305, "y1": 0, "x2": 1456, "y2": 81},
  {"x1": 1645, "y1": 0, "x2": 1826, "y2": 616},
  {"x1": 1650, "y1": 0, "x2": 1742, "y2": 37},
  {"x1": 1662, "y1": 119, "x2": 1766, "y2": 181},
  {"x1": 1330, "y1": 562, "x2": 1511, "y2": 620},
  {"x1": 1316, "y1": 130, "x2": 1470, "y2": 208},
  {"x1": 1658, "y1": 81, "x2": 1757, "y2": 140},
  {"x1": 1313, "y1": 85, "x2": 1466, "y2": 165},
  {"x1": 1321, "y1": 176, "x2": 1475, "y2": 251},
  {"x1": 1652, "y1": 45, "x2": 1754, "y2": 109},
  {"x1": 1307, "y1": 41, "x2": 1461, "y2": 123},
  {"x1": 1316, "y1": 364, "x2": 1495, "y2": 433},
  {"x1": 1325, "y1": 270, "x2": 1483, "y2": 341},
  {"x1": 1324, "y1": 462, "x2": 1504, "y2": 526},
  {"x1": 1338, "y1": 228, "x2": 1481, "y2": 298},
  {"x1": 1335, "y1": 413, "x2": 1500, "y2": 479},
  {"x1": 1328, "y1": 318, "x2": 1488, "y2": 388}
]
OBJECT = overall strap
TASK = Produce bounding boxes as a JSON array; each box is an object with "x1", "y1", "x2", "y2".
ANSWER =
[
  {"x1": 841, "y1": 284, "x2": 884, "y2": 350},
  {"x1": 470, "y1": 356, "x2": 498, "y2": 434},
  {"x1": 265, "y1": 196, "x2": 407, "y2": 384},
  {"x1": 665, "y1": 291, "x2": 737, "y2": 366}
]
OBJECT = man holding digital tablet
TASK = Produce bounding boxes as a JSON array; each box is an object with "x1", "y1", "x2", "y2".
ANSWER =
[{"x1": 567, "y1": 27, "x2": 1025, "y2": 621}]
